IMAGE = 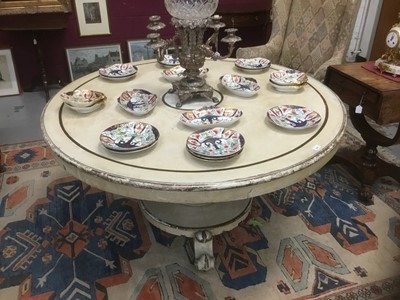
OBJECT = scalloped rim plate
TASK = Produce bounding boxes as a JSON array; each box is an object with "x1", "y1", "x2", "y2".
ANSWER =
[
  {"x1": 219, "y1": 74, "x2": 260, "y2": 97},
  {"x1": 180, "y1": 107, "x2": 243, "y2": 129},
  {"x1": 117, "y1": 89, "x2": 157, "y2": 116},
  {"x1": 65, "y1": 101, "x2": 104, "y2": 113},
  {"x1": 270, "y1": 69, "x2": 308, "y2": 86},
  {"x1": 186, "y1": 127, "x2": 245, "y2": 160},
  {"x1": 60, "y1": 90, "x2": 106, "y2": 107},
  {"x1": 99, "y1": 63, "x2": 138, "y2": 80},
  {"x1": 267, "y1": 105, "x2": 321, "y2": 130},
  {"x1": 161, "y1": 66, "x2": 209, "y2": 82},
  {"x1": 100, "y1": 122, "x2": 159, "y2": 152},
  {"x1": 158, "y1": 54, "x2": 180, "y2": 67},
  {"x1": 269, "y1": 80, "x2": 304, "y2": 93},
  {"x1": 234, "y1": 57, "x2": 271, "y2": 71}
]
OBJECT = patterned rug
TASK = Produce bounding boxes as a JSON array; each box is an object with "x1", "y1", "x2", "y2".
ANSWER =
[{"x1": 1, "y1": 132, "x2": 399, "y2": 300}]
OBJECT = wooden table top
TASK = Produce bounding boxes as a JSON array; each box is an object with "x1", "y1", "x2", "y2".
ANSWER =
[
  {"x1": 328, "y1": 62, "x2": 400, "y2": 93},
  {"x1": 41, "y1": 59, "x2": 347, "y2": 204}
]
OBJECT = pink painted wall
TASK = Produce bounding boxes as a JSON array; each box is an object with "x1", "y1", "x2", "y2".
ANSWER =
[{"x1": 0, "y1": 0, "x2": 269, "y2": 92}]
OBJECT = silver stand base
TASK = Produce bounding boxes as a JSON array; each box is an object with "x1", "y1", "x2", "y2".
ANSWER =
[{"x1": 162, "y1": 88, "x2": 223, "y2": 110}]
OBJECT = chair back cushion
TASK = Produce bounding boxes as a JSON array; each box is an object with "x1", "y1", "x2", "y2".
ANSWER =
[{"x1": 278, "y1": 0, "x2": 359, "y2": 74}]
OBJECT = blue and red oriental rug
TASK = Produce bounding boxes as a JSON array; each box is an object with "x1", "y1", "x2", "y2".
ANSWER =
[{"x1": 0, "y1": 135, "x2": 399, "y2": 300}]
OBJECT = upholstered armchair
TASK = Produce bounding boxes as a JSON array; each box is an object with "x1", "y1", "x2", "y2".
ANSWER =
[{"x1": 236, "y1": 0, "x2": 361, "y2": 81}]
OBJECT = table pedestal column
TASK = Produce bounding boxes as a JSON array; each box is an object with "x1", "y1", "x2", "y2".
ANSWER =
[{"x1": 140, "y1": 198, "x2": 252, "y2": 271}]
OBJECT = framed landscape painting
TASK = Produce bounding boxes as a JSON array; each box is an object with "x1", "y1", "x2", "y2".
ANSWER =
[
  {"x1": 74, "y1": 0, "x2": 110, "y2": 36},
  {"x1": 0, "y1": 49, "x2": 20, "y2": 97},
  {"x1": 66, "y1": 44, "x2": 122, "y2": 81},
  {"x1": 127, "y1": 39, "x2": 156, "y2": 62}
]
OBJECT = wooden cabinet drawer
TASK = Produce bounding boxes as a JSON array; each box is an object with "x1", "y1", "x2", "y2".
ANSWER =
[{"x1": 326, "y1": 71, "x2": 381, "y2": 121}]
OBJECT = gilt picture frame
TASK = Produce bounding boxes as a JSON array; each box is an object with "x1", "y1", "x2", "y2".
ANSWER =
[
  {"x1": 66, "y1": 44, "x2": 122, "y2": 81},
  {"x1": 0, "y1": 0, "x2": 72, "y2": 15},
  {"x1": 127, "y1": 39, "x2": 156, "y2": 62},
  {"x1": 74, "y1": 0, "x2": 110, "y2": 36},
  {"x1": 0, "y1": 49, "x2": 20, "y2": 97}
]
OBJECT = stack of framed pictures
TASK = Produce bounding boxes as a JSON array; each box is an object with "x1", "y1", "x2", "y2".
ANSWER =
[
  {"x1": 66, "y1": 0, "x2": 156, "y2": 81},
  {"x1": 66, "y1": 44, "x2": 122, "y2": 81},
  {"x1": 0, "y1": 49, "x2": 20, "y2": 97}
]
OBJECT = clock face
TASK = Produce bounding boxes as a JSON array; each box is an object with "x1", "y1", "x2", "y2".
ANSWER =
[{"x1": 386, "y1": 29, "x2": 400, "y2": 48}]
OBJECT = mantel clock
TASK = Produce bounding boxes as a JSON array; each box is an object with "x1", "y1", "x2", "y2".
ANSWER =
[{"x1": 375, "y1": 13, "x2": 400, "y2": 76}]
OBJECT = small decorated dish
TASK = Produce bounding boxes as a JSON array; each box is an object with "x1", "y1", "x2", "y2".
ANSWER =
[
  {"x1": 186, "y1": 127, "x2": 245, "y2": 160},
  {"x1": 234, "y1": 57, "x2": 271, "y2": 72},
  {"x1": 269, "y1": 81, "x2": 304, "y2": 93},
  {"x1": 65, "y1": 101, "x2": 104, "y2": 114},
  {"x1": 267, "y1": 105, "x2": 321, "y2": 130},
  {"x1": 117, "y1": 89, "x2": 157, "y2": 116},
  {"x1": 158, "y1": 54, "x2": 180, "y2": 67},
  {"x1": 60, "y1": 89, "x2": 106, "y2": 108},
  {"x1": 99, "y1": 63, "x2": 138, "y2": 80},
  {"x1": 180, "y1": 106, "x2": 243, "y2": 129},
  {"x1": 219, "y1": 74, "x2": 260, "y2": 97},
  {"x1": 161, "y1": 66, "x2": 209, "y2": 82},
  {"x1": 100, "y1": 122, "x2": 159, "y2": 152},
  {"x1": 269, "y1": 69, "x2": 308, "y2": 86}
]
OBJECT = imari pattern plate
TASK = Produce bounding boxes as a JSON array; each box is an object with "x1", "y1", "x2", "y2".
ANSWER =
[
  {"x1": 161, "y1": 66, "x2": 209, "y2": 82},
  {"x1": 186, "y1": 127, "x2": 245, "y2": 160},
  {"x1": 235, "y1": 57, "x2": 271, "y2": 72},
  {"x1": 270, "y1": 69, "x2": 308, "y2": 86},
  {"x1": 180, "y1": 107, "x2": 243, "y2": 129},
  {"x1": 219, "y1": 74, "x2": 260, "y2": 97},
  {"x1": 60, "y1": 89, "x2": 106, "y2": 107},
  {"x1": 117, "y1": 89, "x2": 157, "y2": 116},
  {"x1": 100, "y1": 122, "x2": 159, "y2": 152},
  {"x1": 99, "y1": 63, "x2": 138, "y2": 80},
  {"x1": 267, "y1": 105, "x2": 321, "y2": 130},
  {"x1": 158, "y1": 54, "x2": 180, "y2": 67}
]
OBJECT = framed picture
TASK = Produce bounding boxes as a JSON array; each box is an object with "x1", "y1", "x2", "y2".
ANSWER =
[
  {"x1": 0, "y1": 0, "x2": 71, "y2": 15},
  {"x1": 66, "y1": 44, "x2": 122, "y2": 81},
  {"x1": 74, "y1": 0, "x2": 110, "y2": 36},
  {"x1": 0, "y1": 49, "x2": 20, "y2": 97},
  {"x1": 127, "y1": 39, "x2": 156, "y2": 62}
]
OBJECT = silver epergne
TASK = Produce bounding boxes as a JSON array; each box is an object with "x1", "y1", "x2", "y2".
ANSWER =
[{"x1": 146, "y1": 0, "x2": 241, "y2": 108}]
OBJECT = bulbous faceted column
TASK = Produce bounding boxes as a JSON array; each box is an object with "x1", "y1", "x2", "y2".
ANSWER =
[
  {"x1": 147, "y1": 0, "x2": 240, "y2": 108},
  {"x1": 163, "y1": 0, "x2": 220, "y2": 107},
  {"x1": 164, "y1": 0, "x2": 218, "y2": 20}
]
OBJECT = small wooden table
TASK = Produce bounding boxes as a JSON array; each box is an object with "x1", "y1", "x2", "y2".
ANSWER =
[{"x1": 325, "y1": 62, "x2": 400, "y2": 203}]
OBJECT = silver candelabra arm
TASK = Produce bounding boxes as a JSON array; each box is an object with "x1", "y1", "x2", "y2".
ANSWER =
[
  {"x1": 147, "y1": 32, "x2": 181, "y2": 63},
  {"x1": 204, "y1": 14, "x2": 225, "y2": 54},
  {"x1": 199, "y1": 44, "x2": 221, "y2": 61},
  {"x1": 146, "y1": 15, "x2": 179, "y2": 62},
  {"x1": 145, "y1": 11, "x2": 241, "y2": 107},
  {"x1": 219, "y1": 28, "x2": 242, "y2": 59},
  {"x1": 203, "y1": 15, "x2": 241, "y2": 59},
  {"x1": 203, "y1": 26, "x2": 241, "y2": 60},
  {"x1": 146, "y1": 14, "x2": 241, "y2": 63}
]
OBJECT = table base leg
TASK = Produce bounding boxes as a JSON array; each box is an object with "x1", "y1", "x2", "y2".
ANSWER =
[
  {"x1": 194, "y1": 231, "x2": 214, "y2": 271},
  {"x1": 140, "y1": 199, "x2": 252, "y2": 271}
]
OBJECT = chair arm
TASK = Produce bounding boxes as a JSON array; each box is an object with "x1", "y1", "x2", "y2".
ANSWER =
[
  {"x1": 314, "y1": 53, "x2": 346, "y2": 82},
  {"x1": 236, "y1": 36, "x2": 283, "y2": 62}
]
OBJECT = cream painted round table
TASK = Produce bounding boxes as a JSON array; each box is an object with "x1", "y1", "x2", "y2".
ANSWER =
[{"x1": 41, "y1": 59, "x2": 347, "y2": 270}]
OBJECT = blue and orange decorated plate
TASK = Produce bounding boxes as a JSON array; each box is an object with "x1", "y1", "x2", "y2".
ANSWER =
[{"x1": 267, "y1": 105, "x2": 321, "y2": 130}]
